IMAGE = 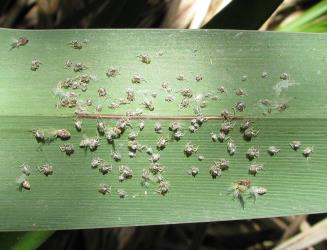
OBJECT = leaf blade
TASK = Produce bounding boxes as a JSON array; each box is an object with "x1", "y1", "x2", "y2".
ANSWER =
[{"x1": 0, "y1": 28, "x2": 326, "y2": 231}]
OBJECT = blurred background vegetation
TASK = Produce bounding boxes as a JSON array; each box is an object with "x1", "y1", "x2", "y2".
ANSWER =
[
  {"x1": 0, "y1": 0, "x2": 326, "y2": 250},
  {"x1": 0, "y1": 0, "x2": 326, "y2": 31}
]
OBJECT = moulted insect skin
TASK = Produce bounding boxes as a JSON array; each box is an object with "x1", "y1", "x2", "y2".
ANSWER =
[
  {"x1": 229, "y1": 179, "x2": 251, "y2": 199},
  {"x1": 74, "y1": 119, "x2": 82, "y2": 132},
  {"x1": 221, "y1": 109, "x2": 234, "y2": 120},
  {"x1": 246, "y1": 147, "x2": 260, "y2": 160},
  {"x1": 234, "y1": 101, "x2": 246, "y2": 112},
  {"x1": 235, "y1": 88, "x2": 247, "y2": 96},
  {"x1": 238, "y1": 179, "x2": 251, "y2": 190},
  {"x1": 161, "y1": 82, "x2": 169, "y2": 89},
  {"x1": 106, "y1": 67, "x2": 120, "y2": 78},
  {"x1": 149, "y1": 153, "x2": 160, "y2": 163},
  {"x1": 149, "y1": 163, "x2": 165, "y2": 175},
  {"x1": 131, "y1": 74, "x2": 145, "y2": 84},
  {"x1": 184, "y1": 142, "x2": 198, "y2": 157},
  {"x1": 31, "y1": 59, "x2": 42, "y2": 71},
  {"x1": 128, "y1": 140, "x2": 142, "y2": 153},
  {"x1": 280, "y1": 72, "x2": 289, "y2": 80},
  {"x1": 17, "y1": 174, "x2": 31, "y2": 191},
  {"x1": 189, "y1": 125, "x2": 197, "y2": 133},
  {"x1": 177, "y1": 88, "x2": 193, "y2": 98},
  {"x1": 86, "y1": 99, "x2": 93, "y2": 106},
  {"x1": 259, "y1": 98, "x2": 272, "y2": 107},
  {"x1": 217, "y1": 86, "x2": 227, "y2": 94},
  {"x1": 119, "y1": 98, "x2": 131, "y2": 105},
  {"x1": 137, "y1": 54, "x2": 151, "y2": 64},
  {"x1": 227, "y1": 140, "x2": 236, "y2": 156},
  {"x1": 211, "y1": 132, "x2": 218, "y2": 142},
  {"x1": 128, "y1": 151, "x2": 136, "y2": 158},
  {"x1": 157, "y1": 180, "x2": 169, "y2": 195},
  {"x1": 96, "y1": 121, "x2": 106, "y2": 135},
  {"x1": 20, "y1": 163, "x2": 31, "y2": 176},
  {"x1": 141, "y1": 169, "x2": 151, "y2": 187},
  {"x1": 69, "y1": 40, "x2": 83, "y2": 49},
  {"x1": 220, "y1": 121, "x2": 235, "y2": 134},
  {"x1": 173, "y1": 130, "x2": 184, "y2": 141},
  {"x1": 31, "y1": 128, "x2": 45, "y2": 143},
  {"x1": 165, "y1": 94, "x2": 174, "y2": 102},
  {"x1": 59, "y1": 143, "x2": 74, "y2": 156},
  {"x1": 95, "y1": 105, "x2": 103, "y2": 112},
  {"x1": 275, "y1": 102, "x2": 288, "y2": 112},
  {"x1": 198, "y1": 155, "x2": 205, "y2": 161},
  {"x1": 128, "y1": 131, "x2": 138, "y2": 140},
  {"x1": 248, "y1": 163, "x2": 264, "y2": 176},
  {"x1": 145, "y1": 146, "x2": 153, "y2": 155},
  {"x1": 21, "y1": 179, "x2": 31, "y2": 190},
  {"x1": 243, "y1": 128, "x2": 259, "y2": 141},
  {"x1": 195, "y1": 75, "x2": 203, "y2": 82},
  {"x1": 54, "y1": 88, "x2": 78, "y2": 108},
  {"x1": 139, "y1": 121, "x2": 145, "y2": 131},
  {"x1": 199, "y1": 100, "x2": 207, "y2": 108},
  {"x1": 65, "y1": 60, "x2": 72, "y2": 68},
  {"x1": 210, "y1": 95, "x2": 219, "y2": 101},
  {"x1": 195, "y1": 115, "x2": 207, "y2": 125},
  {"x1": 91, "y1": 157, "x2": 102, "y2": 169},
  {"x1": 78, "y1": 74, "x2": 95, "y2": 83},
  {"x1": 193, "y1": 123, "x2": 202, "y2": 130},
  {"x1": 105, "y1": 128, "x2": 120, "y2": 143},
  {"x1": 188, "y1": 166, "x2": 199, "y2": 177},
  {"x1": 73, "y1": 62, "x2": 87, "y2": 72},
  {"x1": 290, "y1": 141, "x2": 301, "y2": 151},
  {"x1": 248, "y1": 186, "x2": 267, "y2": 202},
  {"x1": 217, "y1": 132, "x2": 227, "y2": 142},
  {"x1": 168, "y1": 122, "x2": 182, "y2": 132},
  {"x1": 98, "y1": 184, "x2": 111, "y2": 195},
  {"x1": 154, "y1": 123, "x2": 162, "y2": 133},
  {"x1": 215, "y1": 159, "x2": 230, "y2": 171},
  {"x1": 179, "y1": 98, "x2": 190, "y2": 109},
  {"x1": 109, "y1": 102, "x2": 120, "y2": 109},
  {"x1": 111, "y1": 151, "x2": 122, "y2": 161},
  {"x1": 117, "y1": 189, "x2": 128, "y2": 198},
  {"x1": 38, "y1": 163, "x2": 53, "y2": 176},
  {"x1": 209, "y1": 164, "x2": 222, "y2": 179},
  {"x1": 98, "y1": 162, "x2": 112, "y2": 175},
  {"x1": 11, "y1": 37, "x2": 29, "y2": 49},
  {"x1": 176, "y1": 74, "x2": 186, "y2": 81},
  {"x1": 268, "y1": 146, "x2": 280, "y2": 156},
  {"x1": 126, "y1": 109, "x2": 143, "y2": 117},
  {"x1": 55, "y1": 129, "x2": 71, "y2": 140},
  {"x1": 157, "y1": 136, "x2": 169, "y2": 150},
  {"x1": 97, "y1": 88, "x2": 107, "y2": 97},
  {"x1": 126, "y1": 88, "x2": 135, "y2": 102},
  {"x1": 79, "y1": 136, "x2": 100, "y2": 151},
  {"x1": 118, "y1": 165, "x2": 133, "y2": 182},
  {"x1": 142, "y1": 99, "x2": 154, "y2": 111},
  {"x1": 116, "y1": 118, "x2": 131, "y2": 132},
  {"x1": 240, "y1": 119, "x2": 252, "y2": 132},
  {"x1": 303, "y1": 146, "x2": 313, "y2": 158}
]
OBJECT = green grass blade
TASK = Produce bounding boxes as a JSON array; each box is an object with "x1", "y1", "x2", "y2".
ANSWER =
[
  {"x1": 203, "y1": 0, "x2": 283, "y2": 29},
  {"x1": 0, "y1": 28, "x2": 327, "y2": 231},
  {"x1": 0, "y1": 231, "x2": 54, "y2": 250},
  {"x1": 277, "y1": 0, "x2": 327, "y2": 32},
  {"x1": 295, "y1": 17, "x2": 327, "y2": 33}
]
